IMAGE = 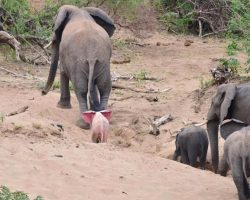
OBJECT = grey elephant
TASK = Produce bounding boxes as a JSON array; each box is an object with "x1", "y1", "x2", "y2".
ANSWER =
[
  {"x1": 173, "y1": 126, "x2": 208, "y2": 169},
  {"x1": 219, "y1": 126, "x2": 250, "y2": 200},
  {"x1": 42, "y1": 5, "x2": 115, "y2": 129},
  {"x1": 207, "y1": 83, "x2": 250, "y2": 172}
]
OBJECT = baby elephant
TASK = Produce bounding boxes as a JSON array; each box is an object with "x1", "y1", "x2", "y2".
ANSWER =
[
  {"x1": 82, "y1": 110, "x2": 112, "y2": 143},
  {"x1": 173, "y1": 126, "x2": 208, "y2": 169},
  {"x1": 219, "y1": 126, "x2": 250, "y2": 200}
]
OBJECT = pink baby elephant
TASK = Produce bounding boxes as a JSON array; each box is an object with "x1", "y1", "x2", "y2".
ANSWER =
[{"x1": 82, "y1": 110, "x2": 112, "y2": 143}]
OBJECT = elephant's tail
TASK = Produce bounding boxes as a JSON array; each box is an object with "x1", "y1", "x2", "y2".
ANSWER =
[
  {"x1": 242, "y1": 157, "x2": 248, "y2": 181},
  {"x1": 87, "y1": 59, "x2": 97, "y2": 107},
  {"x1": 42, "y1": 41, "x2": 59, "y2": 95}
]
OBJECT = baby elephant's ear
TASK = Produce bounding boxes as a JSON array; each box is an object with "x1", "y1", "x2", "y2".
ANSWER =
[
  {"x1": 100, "y1": 110, "x2": 112, "y2": 122},
  {"x1": 82, "y1": 111, "x2": 96, "y2": 124},
  {"x1": 84, "y1": 7, "x2": 116, "y2": 37}
]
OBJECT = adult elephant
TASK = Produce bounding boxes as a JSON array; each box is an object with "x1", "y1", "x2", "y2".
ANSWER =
[
  {"x1": 207, "y1": 83, "x2": 250, "y2": 173},
  {"x1": 42, "y1": 5, "x2": 115, "y2": 129}
]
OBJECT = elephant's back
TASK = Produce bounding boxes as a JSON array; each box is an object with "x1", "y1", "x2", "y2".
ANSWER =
[
  {"x1": 180, "y1": 126, "x2": 208, "y2": 145},
  {"x1": 60, "y1": 20, "x2": 111, "y2": 62}
]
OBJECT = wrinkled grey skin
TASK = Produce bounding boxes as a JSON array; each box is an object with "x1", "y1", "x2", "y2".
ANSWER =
[
  {"x1": 219, "y1": 126, "x2": 250, "y2": 200},
  {"x1": 173, "y1": 126, "x2": 208, "y2": 169},
  {"x1": 42, "y1": 5, "x2": 115, "y2": 129},
  {"x1": 220, "y1": 119, "x2": 248, "y2": 140},
  {"x1": 207, "y1": 83, "x2": 250, "y2": 173}
]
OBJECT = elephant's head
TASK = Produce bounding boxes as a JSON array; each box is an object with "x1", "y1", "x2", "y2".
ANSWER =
[
  {"x1": 42, "y1": 5, "x2": 115, "y2": 95},
  {"x1": 207, "y1": 83, "x2": 236, "y2": 173},
  {"x1": 207, "y1": 83, "x2": 236, "y2": 123}
]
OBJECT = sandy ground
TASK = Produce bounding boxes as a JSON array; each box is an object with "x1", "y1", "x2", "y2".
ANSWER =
[{"x1": 0, "y1": 27, "x2": 247, "y2": 199}]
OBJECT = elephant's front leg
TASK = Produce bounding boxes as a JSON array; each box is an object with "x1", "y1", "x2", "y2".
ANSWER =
[{"x1": 57, "y1": 72, "x2": 72, "y2": 109}]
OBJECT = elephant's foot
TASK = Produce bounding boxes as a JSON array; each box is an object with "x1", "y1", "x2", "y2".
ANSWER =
[
  {"x1": 57, "y1": 101, "x2": 72, "y2": 109},
  {"x1": 76, "y1": 119, "x2": 90, "y2": 130}
]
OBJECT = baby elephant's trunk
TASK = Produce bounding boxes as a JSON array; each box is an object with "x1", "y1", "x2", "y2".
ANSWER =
[{"x1": 82, "y1": 110, "x2": 112, "y2": 143}]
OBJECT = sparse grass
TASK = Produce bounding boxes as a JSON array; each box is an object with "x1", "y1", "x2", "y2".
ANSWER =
[
  {"x1": 52, "y1": 80, "x2": 74, "y2": 90},
  {"x1": 226, "y1": 41, "x2": 240, "y2": 56},
  {"x1": 36, "y1": 80, "x2": 74, "y2": 91},
  {"x1": 36, "y1": 81, "x2": 45, "y2": 90},
  {"x1": 32, "y1": 123, "x2": 42, "y2": 129},
  {"x1": 219, "y1": 57, "x2": 241, "y2": 75},
  {"x1": 52, "y1": 80, "x2": 60, "y2": 90},
  {"x1": 133, "y1": 70, "x2": 147, "y2": 81},
  {"x1": 112, "y1": 39, "x2": 127, "y2": 49},
  {"x1": 199, "y1": 76, "x2": 215, "y2": 89},
  {"x1": 14, "y1": 124, "x2": 23, "y2": 131},
  {"x1": 0, "y1": 186, "x2": 43, "y2": 200},
  {"x1": 114, "y1": 91, "x2": 124, "y2": 96},
  {"x1": 0, "y1": 113, "x2": 5, "y2": 123}
]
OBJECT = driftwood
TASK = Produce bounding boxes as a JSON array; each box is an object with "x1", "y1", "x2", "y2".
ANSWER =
[
  {"x1": 182, "y1": 120, "x2": 207, "y2": 127},
  {"x1": 111, "y1": 72, "x2": 159, "y2": 82},
  {"x1": 0, "y1": 31, "x2": 49, "y2": 64},
  {"x1": 152, "y1": 114, "x2": 173, "y2": 127},
  {"x1": 0, "y1": 66, "x2": 44, "y2": 81},
  {"x1": 110, "y1": 94, "x2": 158, "y2": 102},
  {"x1": 0, "y1": 31, "x2": 21, "y2": 60},
  {"x1": 149, "y1": 114, "x2": 173, "y2": 136},
  {"x1": 7, "y1": 106, "x2": 29, "y2": 116}
]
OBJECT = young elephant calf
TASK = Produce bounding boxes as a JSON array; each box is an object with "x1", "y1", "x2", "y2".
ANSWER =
[
  {"x1": 82, "y1": 110, "x2": 112, "y2": 143},
  {"x1": 219, "y1": 126, "x2": 250, "y2": 200},
  {"x1": 173, "y1": 126, "x2": 208, "y2": 169}
]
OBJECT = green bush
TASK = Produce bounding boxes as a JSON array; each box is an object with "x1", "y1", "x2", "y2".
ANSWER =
[
  {"x1": 227, "y1": 0, "x2": 250, "y2": 66},
  {"x1": 0, "y1": 186, "x2": 43, "y2": 200},
  {"x1": 0, "y1": 0, "x2": 144, "y2": 38},
  {"x1": 219, "y1": 57, "x2": 241, "y2": 75}
]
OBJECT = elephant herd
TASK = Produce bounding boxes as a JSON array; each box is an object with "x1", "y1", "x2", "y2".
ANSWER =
[
  {"x1": 173, "y1": 74, "x2": 250, "y2": 200},
  {"x1": 40, "y1": 4, "x2": 250, "y2": 200}
]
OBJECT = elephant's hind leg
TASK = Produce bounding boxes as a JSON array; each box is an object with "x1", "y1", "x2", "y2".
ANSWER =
[
  {"x1": 188, "y1": 151, "x2": 198, "y2": 168},
  {"x1": 180, "y1": 148, "x2": 190, "y2": 165},
  {"x1": 75, "y1": 85, "x2": 90, "y2": 130},
  {"x1": 89, "y1": 85, "x2": 100, "y2": 111},
  {"x1": 57, "y1": 72, "x2": 72, "y2": 109},
  {"x1": 243, "y1": 175, "x2": 250, "y2": 198},
  {"x1": 200, "y1": 145, "x2": 208, "y2": 169}
]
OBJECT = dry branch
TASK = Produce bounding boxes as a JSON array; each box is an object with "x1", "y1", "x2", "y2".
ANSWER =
[
  {"x1": 7, "y1": 106, "x2": 29, "y2": 116},
  {"x1": 0, "y1": 31, "x2": 20, "y2": 60},
  {"x1": 112, "y1": 83, "x2": 171, "y2": 93},
  {"x1": 19, "y1": 36, "x2": 50, "y2": 64},
  {"x1": 152, "y1": 114, "x2": 173, "y2": 127},
  {"x1": 0, "y1": 66, "x2": 44, "y2": 81}
]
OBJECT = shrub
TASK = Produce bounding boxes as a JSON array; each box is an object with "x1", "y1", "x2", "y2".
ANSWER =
[{"x1": 0, "y1": 186, "x2": 43, "y2": 200}]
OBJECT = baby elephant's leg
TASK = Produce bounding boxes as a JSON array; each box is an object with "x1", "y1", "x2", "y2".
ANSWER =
[
  {"x1": 180, "y1": 148, "x2": 190, "y2": 165},
  {"x1": 188, "y1": 150, "x2": 197, "y2": 167},
  {"x1": 231, "y1": 158, "x2": 248, "y2": 200}
]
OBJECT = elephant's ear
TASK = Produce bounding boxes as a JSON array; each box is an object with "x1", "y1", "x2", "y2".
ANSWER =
[
  {"x1": 219, "y1": 84, "x2": 236, "y2": 124},
  {"x1": 53, "y1": 5, "x2": 73, "y2": 42},
  {"x1": 84, "y1": 7, "x2": 115, "y2": 37}
]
